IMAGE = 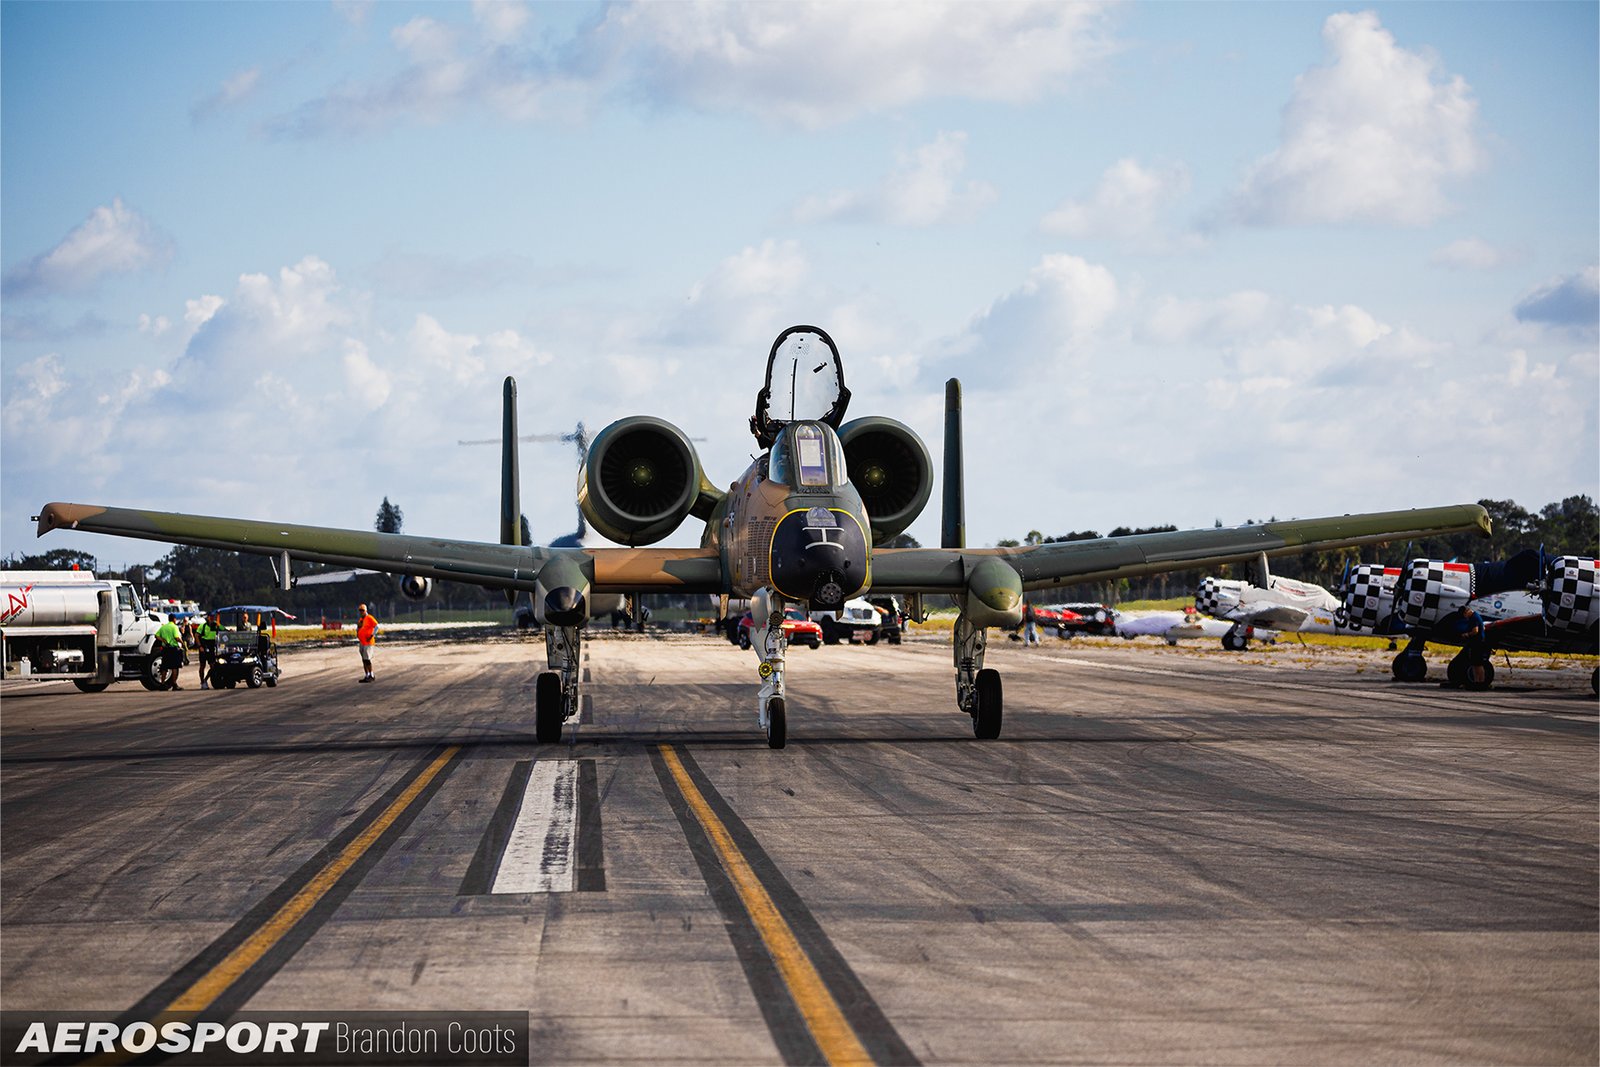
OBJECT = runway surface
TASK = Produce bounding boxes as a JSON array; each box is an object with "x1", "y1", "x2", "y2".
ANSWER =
[{"x1": 3, "y1": 632, "x2": 1596, "y2": 1064}]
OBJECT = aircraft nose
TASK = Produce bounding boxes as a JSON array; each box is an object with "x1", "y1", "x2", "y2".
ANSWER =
[{"x1": 769, "y1": 507, "x2": 867, "y2": 610}]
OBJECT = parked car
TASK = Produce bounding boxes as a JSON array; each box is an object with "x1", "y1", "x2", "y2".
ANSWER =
[
  {"x1": 812, "y1": 598, "x2": 883, "y2": 644},
  {"x1": 737, "y1": 609, "x2": 823, "y2": 650}
]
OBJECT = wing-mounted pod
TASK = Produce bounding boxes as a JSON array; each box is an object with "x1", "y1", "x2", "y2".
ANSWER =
[
  {"x1": 579, "y1": 416, "x2": 713, "y2": 546},
  {"x1": 752, "y1": 325, "x2": 850, "y2": 449},
  {"x1": 837, "y1": 416, "x2": 932, "y2": 545},
  {"x1": 398, "y1": 575, "x2": 433, "y2": 601},
  {"x1": 1542, "y1": 556, "x2": 1598, "y2": 634}
]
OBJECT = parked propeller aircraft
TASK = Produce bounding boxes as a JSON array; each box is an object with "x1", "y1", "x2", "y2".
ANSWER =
[
  {"x1": 35, "y1": 325, "x2": 1492, "y2": 747},
  {"x1": 1338, "y1": 551, "x2": 1597, "y2": 689},
  {"x1": 1195, "y1": 555, "x2": 1343, "y2": 650},
  {"x1": 1114, "y1": 607, "x2": 1249, "y2": 646}
]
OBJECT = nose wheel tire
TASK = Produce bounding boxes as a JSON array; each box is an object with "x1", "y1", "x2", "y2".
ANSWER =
[
  {"x1": 973, "y1": 668, "x2": 1003, "y2": 739},
  {"x1": 765, "y1": 697, "x2": 787, "y2": 749},
  {"x1": 535, "y1": 670, "x2": 565, "y2": 743}
]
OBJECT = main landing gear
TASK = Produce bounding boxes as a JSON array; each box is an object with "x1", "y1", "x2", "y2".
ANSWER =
[
  {"x1": 1221, "y1": 624, "x2": 1250, "y2": 652},
  {"x1": 955, "y1": 615, "x2": 1003, "y2": 739},
  {"x1": 750, "y1": 587, "x2": 788, "y2": 749},
  {"x1": 535, "y1": 624, "x2": 583, "y2": 743}
]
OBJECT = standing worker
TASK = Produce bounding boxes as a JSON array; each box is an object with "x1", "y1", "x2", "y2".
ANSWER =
[
  {"x1": 356, "y1": 603, "x2": 378, "y2": 683},
  {"x1": 154, "y1": 615, "x2": 186, "y2": 690},
  {"x1": 196, "y1": 612, "x2": 221, "y2": 690},
  {"x1": 1023, "y1": 601, "x2": 1040, "y2": 647}
]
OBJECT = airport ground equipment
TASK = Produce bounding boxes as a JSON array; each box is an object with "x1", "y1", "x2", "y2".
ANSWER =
[{"x1": 1, "y1": 570, "x2": 165, "y2": 691}]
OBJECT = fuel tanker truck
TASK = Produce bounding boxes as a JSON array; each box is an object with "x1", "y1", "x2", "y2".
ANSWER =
[{"x1": 1, "y1": 570, "x2": 167, "y2": 691}]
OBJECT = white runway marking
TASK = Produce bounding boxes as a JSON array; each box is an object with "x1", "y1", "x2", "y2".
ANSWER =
[{"x1": 491, "y1": 760, "x2": 578, "y2": 894}]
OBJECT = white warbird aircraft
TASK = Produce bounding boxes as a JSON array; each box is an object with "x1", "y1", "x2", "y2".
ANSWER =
[{"x1": 1194, "y1": 553, "x2": 1342, "y2": 650}]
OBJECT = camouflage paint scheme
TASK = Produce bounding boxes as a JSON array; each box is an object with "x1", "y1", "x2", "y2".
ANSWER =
[{"x1": 35, "y1": 500, "x2": 1489, "y2": 598}]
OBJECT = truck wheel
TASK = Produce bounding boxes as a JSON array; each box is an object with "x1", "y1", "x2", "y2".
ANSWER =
[
  {"x1": 73, "y1": 680, "x2": 111, "y2": 693},
  {"x1": 737, "y1": 629, "x2": 751, "y2": 650},
  {"x1": 142, "y1": 657, "x2": 177, "y2": 691},
  {"x1": 864, "y1": 631, "x2": 878, "y2": 645},
  {"x1": 247, "y1": 665, "x2": 264, "y2": 689}
]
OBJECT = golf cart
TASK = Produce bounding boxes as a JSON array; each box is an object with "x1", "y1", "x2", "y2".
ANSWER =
[{"x1": 207, "y1": 605, "x2": 294, "y2": 689}]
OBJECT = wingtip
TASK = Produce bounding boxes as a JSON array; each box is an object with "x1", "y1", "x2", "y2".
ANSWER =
[{"x1": 35, "y1": 502, "x2": 105, "y2": 536}]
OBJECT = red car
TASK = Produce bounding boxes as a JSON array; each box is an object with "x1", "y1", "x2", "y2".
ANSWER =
[{"x1": 737, "y1": 609, "x2": 823, "y2": 650}]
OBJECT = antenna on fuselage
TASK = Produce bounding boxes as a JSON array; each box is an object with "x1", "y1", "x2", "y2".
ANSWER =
[{"x1": 942, "y1": 378, "x2": 964, "y2": 549}]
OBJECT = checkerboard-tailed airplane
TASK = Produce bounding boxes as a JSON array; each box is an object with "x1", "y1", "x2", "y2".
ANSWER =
[{"x1": 35, "y1": 325, "x2": 1491, "y2": 748}]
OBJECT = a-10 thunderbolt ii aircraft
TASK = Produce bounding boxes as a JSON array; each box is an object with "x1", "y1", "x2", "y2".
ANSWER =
[{"x1": 35, "y1": 325, "x2": 1492, "y2": 747}]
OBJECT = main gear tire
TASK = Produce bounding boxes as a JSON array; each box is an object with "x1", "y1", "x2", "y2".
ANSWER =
[
  {"x1": 1221, "y1": 629, "x2": 1249, "y2": 652},
  {"x1": 535, "y1": 671, "x2": 564, "y2": 743},
  {"x1": 1392, "y1": 654, "x2": 1427, "y2": 683},
  {"x1": 973, "y1": 668, "x2": 1003, "y2": 740}
]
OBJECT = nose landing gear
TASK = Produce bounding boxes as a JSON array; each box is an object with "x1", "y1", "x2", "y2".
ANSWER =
[{"x1": 751, "y1": 587, "x2": 789, "y2": 749}]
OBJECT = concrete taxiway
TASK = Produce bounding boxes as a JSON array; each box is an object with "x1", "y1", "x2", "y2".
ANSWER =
[{"x1": 3, "y1": 633, "x2": 1595, "y2": 1064}]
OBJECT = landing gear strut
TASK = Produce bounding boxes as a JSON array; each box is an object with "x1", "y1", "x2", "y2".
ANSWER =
[
  {"x1": 535, "y1": 624, "x2": 583, "y2": 743},
  {"x1": 955, "y1": 615, "x2": 1002, "y2": 739}
]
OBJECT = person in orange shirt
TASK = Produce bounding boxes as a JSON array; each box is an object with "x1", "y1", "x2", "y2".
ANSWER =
[{"x1": 356, "y1": 603, "x2": 378, "y2": 683}]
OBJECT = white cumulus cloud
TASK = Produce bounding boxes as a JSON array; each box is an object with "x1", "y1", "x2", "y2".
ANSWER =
[
  {"x1": 3, "y1": 199, "x2": 172, "y2": 297},
  {"x1": 1228, "y1": 11, "x2": 1483, "y2": 227},
  {"x1": 1430, "y1": 237, "x2": 1513, "y2": 270},
  {"x1": 794, "y1": 131, "x2": 996, "y2": 227},
  {"x1": 1041, "y1": 158, "x2": 1194, "y2": 245}
]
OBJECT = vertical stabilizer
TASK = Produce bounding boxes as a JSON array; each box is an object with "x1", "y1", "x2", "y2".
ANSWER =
[
  {"x1": 942, "y1": 378, "x2": 964, "y2": 550},
  {"x1": 501, "y1": 377, "x2": 521, "y2": 547}
]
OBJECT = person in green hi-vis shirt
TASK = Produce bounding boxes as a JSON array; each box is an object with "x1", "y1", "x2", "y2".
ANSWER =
[{"x1": 154, "y1": 617, "x2": 186, "y2": 690}]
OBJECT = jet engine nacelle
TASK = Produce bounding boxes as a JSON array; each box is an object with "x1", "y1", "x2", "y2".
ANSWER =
[
  {"x1": 398, "y1": 575, "x2": 433, "y2": 601},
  {"x1": 579, "y1": 416, "x2": 704, "y2": 547},
  {"x1": 837, "y1": 416, "x2": 933, "y2": 545},
  {"x1": 1543, "y1": 556, "x2": 1597, "y2": 634}
]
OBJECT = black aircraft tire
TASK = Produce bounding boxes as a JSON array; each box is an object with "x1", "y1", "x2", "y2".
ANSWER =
[
  {"x1": 1465, "y1": 659, "x2": 1494, "y2": 691},
  {"x1": 73, "y1": 680, "x2": 110, "y2": 693},
  {"x1": 535, "y1": 671, "x2": 564, "y2": 743},
  {"x1": 247, "y1": 665, "x2": 264, "y2": 689},
  {"x1": 1592, "y1": 667, "x2": 1597, "y2": 696},
  {"x1": 973, "y1": 668, "x2": 1003, "y2": 740},
  {"x1": 1393, "y1": 654, "x2": 1427, "y2": 683},
  {"x1": 766, "y1": 697, "x2": 786, "y2": 749},
  {"x1": 1221, "y1": 630, "x2": 1249, "y2": 652},
  {"x1": 1446, "y1": 656, "x2": 1467, "y2": 687}
]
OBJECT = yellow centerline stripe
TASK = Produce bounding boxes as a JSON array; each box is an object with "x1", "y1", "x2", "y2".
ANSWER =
[
  {"x1": 163, "y1": 745, "x2": 461, "y2": 1012},
  {"x1": 660, "y1": 744, "x2": 872, "y2": 1067}
]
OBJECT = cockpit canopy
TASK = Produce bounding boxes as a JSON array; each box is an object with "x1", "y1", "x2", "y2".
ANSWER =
[
  {"x1": 751, "y1": 325, "x2": 850, "y2": 449},
  {"x1": 768, "y1": 421, "x2": 848, "y2": 492}
]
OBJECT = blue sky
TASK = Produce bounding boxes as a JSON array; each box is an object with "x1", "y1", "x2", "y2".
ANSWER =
[{"x1": 3, "y1": 1, "x2": 1596, "y2": 568}]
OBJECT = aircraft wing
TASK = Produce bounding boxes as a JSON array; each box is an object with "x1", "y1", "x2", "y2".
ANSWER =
[
  {"x1": 1229, "y1": 604, "x2": 1312, "y2": 630},
  {"x1": 33, "y1": 503, "x2": 723, "y2": 594},
  {"x1": 870, "y1": 504, "x2": 1491, "y2": 593}
]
